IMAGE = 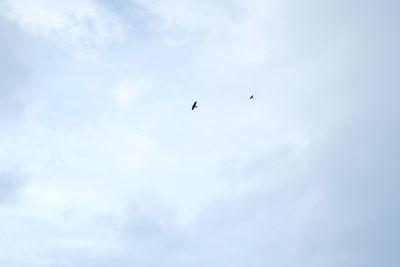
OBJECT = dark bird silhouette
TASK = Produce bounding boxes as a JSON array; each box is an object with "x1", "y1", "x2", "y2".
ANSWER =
[
  {"x1": 192, "y1": 101, "x2": 198, "y2": 110},
  {"x1": 250, "y1": 94, "x2": 254, "y2": 99}
]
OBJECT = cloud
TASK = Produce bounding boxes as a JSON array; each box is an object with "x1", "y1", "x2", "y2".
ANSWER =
[
  {"x1": 131, "y1": 0, "x2": 241, "y2": 30},
  {"x1": 132, "y1": 0, "x2": 271, "y2": 63},
  {"x1": 3, "y1": 0, "x2": 125, "y2": 55},
  {"x1": 202, "y1": 116, "x2": 400, "y2": 267},
  {"x1": 0, "y1": 170, "x2": 26, "y2": 204},
  {"x1": 114, "y1": 79, "x2": 150, "y2": 109},
  {"x1": 0, "y1": 16, "x2": 31, "y2": 124},
  {"x1": 164, "y1": 35, "x2": 186, "y2": 47},
  {"x1": 0, "y1": 0, "x2": 399, "y2": 266}
]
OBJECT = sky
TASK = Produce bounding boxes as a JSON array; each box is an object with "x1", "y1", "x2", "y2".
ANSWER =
[{"x1": 0, "y1": 0, "x2": 399, "y2": 266}]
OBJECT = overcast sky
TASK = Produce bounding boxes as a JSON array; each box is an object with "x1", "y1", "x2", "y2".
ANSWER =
[{"x1": 0, "y1": 0, "x2": 399, "y2": 266}]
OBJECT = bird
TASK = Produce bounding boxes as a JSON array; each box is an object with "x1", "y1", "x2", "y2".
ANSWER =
[
  {"x1": 250, "y1": 94, "x2": 254, "y2": 99},
  {"x1": 192, "y1": 101, "x2": 198, "y2": 110}
]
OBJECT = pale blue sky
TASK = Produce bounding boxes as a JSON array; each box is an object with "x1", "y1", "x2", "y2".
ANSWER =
[{"x1": 0, "y1": 0, "x2": 399, "y2": 266}]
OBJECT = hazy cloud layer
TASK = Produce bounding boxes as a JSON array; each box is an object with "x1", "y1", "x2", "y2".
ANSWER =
[{"x1": 0, "y1": 0, "x2": 399, "y2": 266}]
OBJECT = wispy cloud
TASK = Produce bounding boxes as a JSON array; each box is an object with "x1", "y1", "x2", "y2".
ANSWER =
[
  {"x1": 132, "y1": 0, "x2": 272, "y2": 63},
  {"x1": 3, "y1": 0, "x2": 125, "y2": 55}
]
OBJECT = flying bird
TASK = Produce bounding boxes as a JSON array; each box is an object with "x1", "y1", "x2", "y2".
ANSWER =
[
  {"x1": 250, "y1": 94, "x2": 254, "y2": 99},
  {"x1": 192, "y1": 101, "x2": 198, "y2": 110}
]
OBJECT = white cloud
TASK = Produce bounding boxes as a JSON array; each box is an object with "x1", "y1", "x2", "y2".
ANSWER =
[
  {"x1": 0, "y1": 170, "x2": 26, "y2": 204},
  {"x1": 132, "y1": 0, "x2": 238, "y2": 30},
  {"x1": 114, "y1": 79, "x2": 150, "y2": 109},
  {"x1": 3, "y1": 0, "x2": 125, "y2": 54},
  {"x1": 132, "y1": 0, "x2": 273, "y2": 64},
  {"x1": 164, "y1": 35, "x2": 184, "y2": 47}
]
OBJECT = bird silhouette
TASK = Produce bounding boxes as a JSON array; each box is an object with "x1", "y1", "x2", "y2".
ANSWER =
[
  {"x1": 250, "y1": 94, "x2": 254, "y2": 99},
  {"x1": 192, "y1": 101, "x2": 198, "y2": 110}
]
